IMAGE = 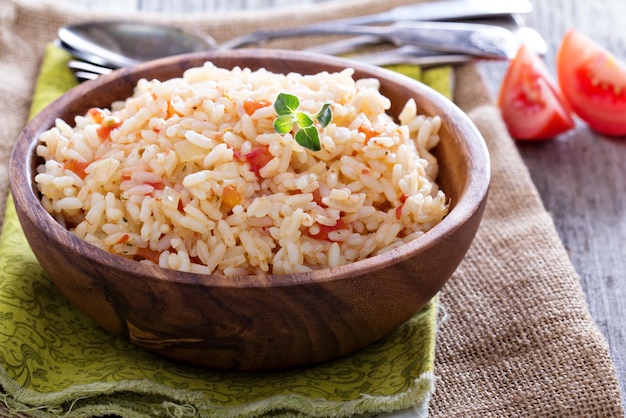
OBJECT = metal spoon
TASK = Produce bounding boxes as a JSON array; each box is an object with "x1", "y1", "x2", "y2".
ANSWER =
[{"x1": 57, "y1": 21, "x2": 217, "y2": 69}]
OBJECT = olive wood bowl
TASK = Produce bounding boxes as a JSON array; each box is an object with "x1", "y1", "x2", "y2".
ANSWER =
[{"x1": 10, "y1": 49, "x2": 490, "y2": 371}]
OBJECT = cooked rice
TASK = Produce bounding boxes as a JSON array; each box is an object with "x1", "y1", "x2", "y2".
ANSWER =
[{"x1": 35, "y1": 62, "x2": 449, "y2": 275}]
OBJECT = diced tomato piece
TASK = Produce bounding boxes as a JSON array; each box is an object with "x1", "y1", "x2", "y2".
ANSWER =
[
  {"x1": 96, "y1": 122, "x2": 120, "y2": 140},
  {"x1": 116, "y1": 234, "x2": 130, "y2": 244},
  {"x1": 148, "y1": 182, "x2": 165, "y2": 191},
  {"x1": 395, "y1": 206, "x2": 402, "y2": 219},
  {"x1": 166, "y1": 100, "x2": 185, "y2": 118},
  {"x1": 310, "y1": 218, "x2": 348, "y2": 241},
  {"x1": 312, "y1": 189, "x2": 328, "y2": 208},
  {"x1": 222, "y1": 185, "x2": 242, "y2": 208},
  {"x1": 358, "y1": 126, "x2": 379, "y2": 144},
  {"x1": 87, "y1": 107, "x2": 120, "y2": 140},
  {"x1": 243, "y1": 98, "x2": 270, "y2": 116},
  {"x1": 88, "y1": 107, "x2": 105, "y2": 124},
  {"x1": 395, "y1": 194, "x2": 408, "y2": 220},
  {"x1": 237, "y1": 145, "x2": 273, "y2": 176},
  {"x1": 64, "y1": 160, "x2": 91, "y2": 179}
]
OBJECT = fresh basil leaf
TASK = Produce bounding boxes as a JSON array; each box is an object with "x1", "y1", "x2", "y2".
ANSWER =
[
  {"x1": 272, "y1": 93, "x2": 330, "y2": 151},
  {"x1": 274, "y1": 92, "x2": 300, "y2": 116},
  {"x1": 314, "y1": 102, "x2": 332, "y2": 128},
  {"x1": 295, "y1": 126, "x2": 321, "y2": 151},
  {"x1": 295, "y1": 112, "x2": 314, "y2": 128},
  {"x1": 274, "y1": 114, "x2": 294, "y2": 134}
]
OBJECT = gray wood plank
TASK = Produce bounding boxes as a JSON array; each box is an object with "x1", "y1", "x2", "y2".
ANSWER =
[{"x1": 518, "y1": 0, "x2": 626, "y2": 406}]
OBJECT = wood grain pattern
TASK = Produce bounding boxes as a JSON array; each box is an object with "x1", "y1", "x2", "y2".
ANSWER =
[
  {"x1": 10, "y1": 49, "x2": 489, "y2": 370},
  {"x1": 436, "y1": 0, "x2": 626, "y2": 406},
  {"x1": 517, "y1": 0, "x2": 626, "y2": 407}
]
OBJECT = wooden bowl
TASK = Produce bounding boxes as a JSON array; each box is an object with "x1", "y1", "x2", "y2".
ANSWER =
[{"x1": 10, "y1": 49, "x2": 489, "y2": 371}]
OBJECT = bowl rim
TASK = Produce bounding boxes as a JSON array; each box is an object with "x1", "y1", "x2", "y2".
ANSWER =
[{"x1": 10, "y1": 48, "x2": 490, "y2": 288}]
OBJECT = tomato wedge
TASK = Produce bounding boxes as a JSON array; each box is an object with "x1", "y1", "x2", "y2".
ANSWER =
[
  {"x1": 556, "y1": 29, "x2": 626, "y2": 137},
  {"x1": 498, "y1": 44, "x2": 575, "y2": 140}
]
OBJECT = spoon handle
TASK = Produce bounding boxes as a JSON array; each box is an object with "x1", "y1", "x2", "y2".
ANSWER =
[
  {"x1": 221, "y1": 21, "x2": 519, "y2": 60},
  {"x1": 373, "y1": 22, "x2": 520, "y2": 59}
]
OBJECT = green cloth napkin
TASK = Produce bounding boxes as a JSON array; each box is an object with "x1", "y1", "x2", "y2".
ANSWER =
[{"x1": 0, "y1": 44, "x2": 452, "y2": 418}]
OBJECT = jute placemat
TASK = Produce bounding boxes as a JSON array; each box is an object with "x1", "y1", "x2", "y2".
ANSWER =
[{"x1": 1, "y1": 0, "x2": 624, "y2": 416}]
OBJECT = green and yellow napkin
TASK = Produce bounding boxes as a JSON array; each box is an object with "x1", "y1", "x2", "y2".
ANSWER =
[{"x1": 0, "y1": 44, "x2": 452, "y2": 417}]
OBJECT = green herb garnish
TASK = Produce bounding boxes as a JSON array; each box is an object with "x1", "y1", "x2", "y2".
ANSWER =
[{"x1": 273, "y1": 92, "x2": 332, "y2": 151}]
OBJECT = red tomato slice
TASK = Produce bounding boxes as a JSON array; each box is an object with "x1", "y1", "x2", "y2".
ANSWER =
[
  {"x1": 498, "y1": 45, "x2": 575, "y2": 140},
  {"x1": 556, "y1": 29, "x2": 626, "y2": 137}
]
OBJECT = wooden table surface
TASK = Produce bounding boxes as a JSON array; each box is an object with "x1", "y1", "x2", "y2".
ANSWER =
[
  {"x1": 511, "y1": 0, "x2": 626, "y2": 409},
  {"x1": 58, "y1": 0, "x2": 626, "y2": 410}
]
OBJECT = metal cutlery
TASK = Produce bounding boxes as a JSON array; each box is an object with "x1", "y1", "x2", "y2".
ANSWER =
[
  {"x1": 55, "y1": 0, "x2": 541, "y2": 82},
  {"x1": 219, "y1": 21, "x2": 520, "y2": 60},
  {"x1": 307, "y1": 15, "x2": 547, "y2": 67}
]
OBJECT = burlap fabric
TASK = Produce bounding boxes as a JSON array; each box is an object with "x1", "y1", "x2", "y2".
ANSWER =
[{"x1": 1, "y1": 0, "x2": 624, "y2": 416}]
